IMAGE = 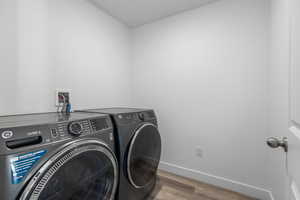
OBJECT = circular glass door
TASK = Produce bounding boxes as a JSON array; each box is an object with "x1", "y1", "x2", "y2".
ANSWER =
[
  {"x1": 127, "y1": 123, "x2": 161, "y2": 188},
  {"x1": 20, "y1": 140, "x2": 118, "y2": 200}
]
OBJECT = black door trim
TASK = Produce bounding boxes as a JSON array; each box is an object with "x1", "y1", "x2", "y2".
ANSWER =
[{"x1": 127, "y1": 123, "x2": 160, "y2": 189}]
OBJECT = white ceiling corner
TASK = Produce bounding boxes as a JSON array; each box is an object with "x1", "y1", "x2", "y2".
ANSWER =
[{"x1": 89, "y1": 0, "x2": 219, "y2": 27}]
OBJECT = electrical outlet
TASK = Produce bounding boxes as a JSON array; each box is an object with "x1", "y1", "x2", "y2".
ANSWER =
[
  {"x1": 55, "y1": 89, "x2": 71, "y2": 106},
  {"x1": 196, "y1": 146, "x2": 203, "y2": 158}
]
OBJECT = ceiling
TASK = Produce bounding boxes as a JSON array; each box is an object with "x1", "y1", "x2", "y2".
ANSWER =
[{"x1": 89, "y1": 0, "x2": 218, "y2": 27}]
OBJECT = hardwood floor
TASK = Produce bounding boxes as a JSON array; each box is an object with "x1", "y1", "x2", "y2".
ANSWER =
[{"x1": 147, "y1": 170, "x2": 257, "y2": 200}]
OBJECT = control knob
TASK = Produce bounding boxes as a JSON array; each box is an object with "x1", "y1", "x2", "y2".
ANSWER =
[
  {"x1": 138, "y1": 113, "x2": 145, "y2": 121},
  {"x1": 68, "y1": 122, "x2": 83, "y2": 136}
]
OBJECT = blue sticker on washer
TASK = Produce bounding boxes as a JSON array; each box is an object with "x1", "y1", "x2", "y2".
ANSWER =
[{"x1": 10, "y1": 150, "x2": 47, "y2": 184}]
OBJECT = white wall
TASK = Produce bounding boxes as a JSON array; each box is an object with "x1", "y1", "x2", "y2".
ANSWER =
[
  {"x1": 0, "y1": 0, "x2": 18, "y2": 114},
  {"x1": 49, "y1": 0, "x2": 132, "y2": 109},
  {"x1": 268, "y1": 0, "x2": 290, "y2": 199},
  {"x1": 132, "y1": 0, "x2": 270, "y2": 198},
  {"x1": 0, "y1": 0, "x2": 132, "y2": 115},
  {"x1": 16, "y1": 0, "x2": 53, "y2": 113}
]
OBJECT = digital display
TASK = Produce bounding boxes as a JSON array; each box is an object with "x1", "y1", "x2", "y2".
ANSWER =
[{"x1": 90, "y1": 118, "x2": 108, "y2": 131}]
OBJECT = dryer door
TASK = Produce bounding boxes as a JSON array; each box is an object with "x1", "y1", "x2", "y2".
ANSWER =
[
  {"x1": 127, "y1": 123, "x2": 161, "y2": 188},
  {"x1": 19, "y1": 140, "x2": 118, "y2": 200}
]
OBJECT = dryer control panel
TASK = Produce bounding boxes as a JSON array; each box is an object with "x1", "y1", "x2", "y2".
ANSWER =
[{"x1": 116, "y1": 110, "x2": 157, "y2": 125}]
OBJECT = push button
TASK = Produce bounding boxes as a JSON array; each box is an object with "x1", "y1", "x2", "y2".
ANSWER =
[
  {"x1": 51, "y1": 129, "x2": 58, "y2": 138},
  {"x1": 138, "y1": 113, "x2": 145, "y2": 121},
  {"x1": 1, "y1": 131, "x2": 13, "y2": 139}
]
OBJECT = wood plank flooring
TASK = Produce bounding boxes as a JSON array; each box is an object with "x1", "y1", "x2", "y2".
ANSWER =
[{"x1": 147, "y1": 170, "x2": 257, "y2": 200}]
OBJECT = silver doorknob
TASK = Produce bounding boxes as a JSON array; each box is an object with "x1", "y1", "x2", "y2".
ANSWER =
[{"x1": 266, "y1": 137, "x2": 288, "y2": 152}]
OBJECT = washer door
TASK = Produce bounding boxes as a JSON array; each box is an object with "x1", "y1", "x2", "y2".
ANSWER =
[
  {"x1": 127, "y1": 123, "x2": 161, "y2": 188},
  {"x1": 20, "y1": 140, "x2": 118, "y2": 200}
]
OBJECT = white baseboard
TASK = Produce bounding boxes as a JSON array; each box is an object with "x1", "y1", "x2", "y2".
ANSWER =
[
  {"x1": 291, "y1": 180, "x2": 300, "y2": 200},
  {"x1": 269, "y1": 193, "x2": 275, "y2": 200},
  {"x1": 159, "y1": 161, "x2": 274, "y2": 200}
]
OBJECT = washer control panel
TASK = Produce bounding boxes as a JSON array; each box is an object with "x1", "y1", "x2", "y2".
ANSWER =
[
  {"x1": 50, "y1": 117, "x2": 109, "y2": 140},
  {"x1": 0, "y1": 114, "x2": 112, "y2": 154}
]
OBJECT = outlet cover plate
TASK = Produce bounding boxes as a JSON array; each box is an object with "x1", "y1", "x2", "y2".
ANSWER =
[{"x1": 55, "y1": 89, "x2": 71, "y2": 106}]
